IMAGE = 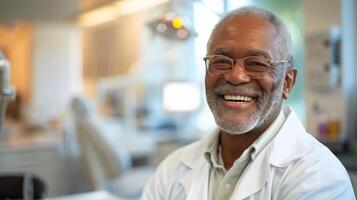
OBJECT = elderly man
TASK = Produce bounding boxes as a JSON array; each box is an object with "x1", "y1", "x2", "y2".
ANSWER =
[{"x1": 141, "y1": 6, "x2": 355, "y2": 200}]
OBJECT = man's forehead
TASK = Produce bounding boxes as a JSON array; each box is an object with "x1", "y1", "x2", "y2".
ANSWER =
[{"x1": 207, "y1": 14, "x2": 279, "y2": 55}]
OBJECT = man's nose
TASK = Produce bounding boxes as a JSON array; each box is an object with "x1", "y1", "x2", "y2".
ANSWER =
[{"x1": 224, "y1": 61, "x2": 252, "y2": 84}]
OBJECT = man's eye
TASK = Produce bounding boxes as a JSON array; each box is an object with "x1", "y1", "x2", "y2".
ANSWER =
[
  {"x1": 245, "y1": 60, "x2": 271, "y2": 71},
  {"x1": 211, "y1": 60, "x2": 231, "y2": 70},
  {"x1": 245, "y1": 60, "x2": 267, "y2": 67},
  {"x1": 211, "y1": 59, "x2": 230, "y2": 64}
]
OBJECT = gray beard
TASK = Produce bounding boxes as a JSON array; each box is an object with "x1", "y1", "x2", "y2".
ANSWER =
[{"x1": 206, "y1": 81, "x2": 283, "y2": 135}]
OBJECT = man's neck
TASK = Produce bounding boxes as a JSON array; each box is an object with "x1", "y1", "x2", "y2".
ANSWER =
[{"x1": 219, "y1": 130, "x2": 262, "y2": 170}]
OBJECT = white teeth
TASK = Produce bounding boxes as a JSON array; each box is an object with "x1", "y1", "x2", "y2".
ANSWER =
[{"x1": 223, "y1": 95, "x2": 253, "y2": 102}]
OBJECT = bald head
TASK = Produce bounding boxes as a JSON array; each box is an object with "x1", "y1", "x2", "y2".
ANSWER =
[{"x1": 207, "y1": 6, "x2": 294, "y2": 67}]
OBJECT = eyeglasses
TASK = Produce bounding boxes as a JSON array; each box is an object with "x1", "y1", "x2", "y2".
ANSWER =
[{"x1": 203, "y1": 55, "x2": 289, "y2": 79}]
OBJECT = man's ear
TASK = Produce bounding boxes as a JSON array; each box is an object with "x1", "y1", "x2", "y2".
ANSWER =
[{"x1": 282, "y1": 67, "x2": 297, "y2": 99}]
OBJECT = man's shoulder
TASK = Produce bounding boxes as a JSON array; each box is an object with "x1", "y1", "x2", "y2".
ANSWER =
[
  {"x1": 269, "y1": 107, "x2": 338, "y2": 167},
  {"x1": 270, "y1": 124, "x2": 350, "y2": 182},
  {"x1": 270, "y1": 123, "x2": 343, "y2": 168},
  {"x1": 274, "y1": 134, "x2": 354, "y2": 198},
  {"x1": 268, "y1": 122, "x2": 354, "y2": 198},
  {"x1": 290, "y1": 134, "x2": 345, "y2": 168}
]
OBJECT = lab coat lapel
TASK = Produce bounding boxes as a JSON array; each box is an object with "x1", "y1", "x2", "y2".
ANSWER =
[
  {"x1": 177, "y1": 154, "x2": 209, "y2": 200},
  {"x1": 230, "y1": 143, "x2": 271, "y2": 199},
  {"x1": 178, "y1": 132, "x2": 218, "y2": 200},
  {"x1": 183, "y1": 160, "x2": 209, "y2": 200},
  {"x1": 269, "y1": 107, "x2": 314, "y2": 166}
]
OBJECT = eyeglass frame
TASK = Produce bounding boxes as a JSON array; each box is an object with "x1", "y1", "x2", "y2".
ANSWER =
[{"x1": 203, "y1": 54, "x2": 289, "y2": 79}]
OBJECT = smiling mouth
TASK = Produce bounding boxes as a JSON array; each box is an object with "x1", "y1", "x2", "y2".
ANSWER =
[{"x1": 222, "y1": 95, "x2": 257, "y2": 103}]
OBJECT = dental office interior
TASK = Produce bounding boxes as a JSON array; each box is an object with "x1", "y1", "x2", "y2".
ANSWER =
[{"x1": 0, "y1": 0, "x2": 357, "y2": 199}]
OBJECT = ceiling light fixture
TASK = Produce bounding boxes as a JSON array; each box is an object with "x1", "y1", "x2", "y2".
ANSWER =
[{"x1": 149, "y1": 10, "x2": 196, "y2": 41}]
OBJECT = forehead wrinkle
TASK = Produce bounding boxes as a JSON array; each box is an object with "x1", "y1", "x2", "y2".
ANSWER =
[
  {"x1": 210, "y1": 30, "x2": 279, "y2": 59},
  {"x1": 212, "y1": 48, "x2": 232, "y2": 57}
]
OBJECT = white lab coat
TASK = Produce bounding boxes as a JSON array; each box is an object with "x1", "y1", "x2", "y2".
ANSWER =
[{"x1": 141, "y1": 107, "x2": 355, "y2": 200}]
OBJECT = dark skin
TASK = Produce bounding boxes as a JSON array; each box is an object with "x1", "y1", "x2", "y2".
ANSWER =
[{"x1": 206, "y1": 14, "x2": 297, "y2": 170}]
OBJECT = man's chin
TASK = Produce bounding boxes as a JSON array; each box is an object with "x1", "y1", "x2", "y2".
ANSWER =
[
  {"x1": 216, "y1": 120, "x2": 256, "y2": 135},
  {"x1": 219, "y1": 125, "x2": 253, "y2": 135}
]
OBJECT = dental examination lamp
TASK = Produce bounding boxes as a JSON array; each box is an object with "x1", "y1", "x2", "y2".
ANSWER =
[{"x1": 0, "y1": 51, "x2": 16, "y2": 140}]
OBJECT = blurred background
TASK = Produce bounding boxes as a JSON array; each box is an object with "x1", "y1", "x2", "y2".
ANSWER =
[{"x1": 0, "y1": 0, "x2": 356, "y2": 199}]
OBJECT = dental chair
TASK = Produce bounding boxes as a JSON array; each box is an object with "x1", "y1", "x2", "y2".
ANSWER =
[{"x1": 70, "y1": 97, "x2": 154, "y2": 199}]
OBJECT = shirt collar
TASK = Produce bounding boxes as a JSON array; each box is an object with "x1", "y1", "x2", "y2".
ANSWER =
[
  {"x1": 251, "y1": 109, "x2": 286, "y2": 159},
  {"x1": 204, "y1": 128, "x2": 221, "y2": 168}
]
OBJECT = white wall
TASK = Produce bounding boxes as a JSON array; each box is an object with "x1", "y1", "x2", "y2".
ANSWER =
[{"x1": 28, "y1": 23, "x2": 82, "y2": 125}]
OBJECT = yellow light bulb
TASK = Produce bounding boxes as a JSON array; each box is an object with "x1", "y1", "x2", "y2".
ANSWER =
[{"x1": 172, "y1": 17, "x2": 184, "y2": 29}]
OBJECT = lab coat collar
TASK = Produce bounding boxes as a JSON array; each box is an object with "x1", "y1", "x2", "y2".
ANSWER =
[
  {"x1": 234, "y1": 106, "x2": 314, "y2": 199},
  {"x1": 180, "y1": 128, "x2": 220, "y2": 169},
  {"x1": 269, "y1": 106, "x2": 314, "y2": 167}
]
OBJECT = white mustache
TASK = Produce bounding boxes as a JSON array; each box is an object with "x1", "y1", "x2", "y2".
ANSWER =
[{"x1": 213, "y1": 84, "x2": 262, "y2": 97}]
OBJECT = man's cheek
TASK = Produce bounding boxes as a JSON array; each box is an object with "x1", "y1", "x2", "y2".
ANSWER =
[{"x1": 259, "y1": 76, "x2": 277, "y2": 92}]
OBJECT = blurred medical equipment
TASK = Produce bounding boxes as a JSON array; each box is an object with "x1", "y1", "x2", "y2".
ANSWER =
[{"x1": 305, "y1": 27, "x2": 346, "y2": 152}]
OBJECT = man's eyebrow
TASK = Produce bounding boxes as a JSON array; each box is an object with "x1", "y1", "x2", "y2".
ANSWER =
[
  {"x1": 212, "y1": 48, "x2": 232, "y2": 56},
  {"x1": 245, "y1": 50, "x2": 271, "y2": 59}
]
